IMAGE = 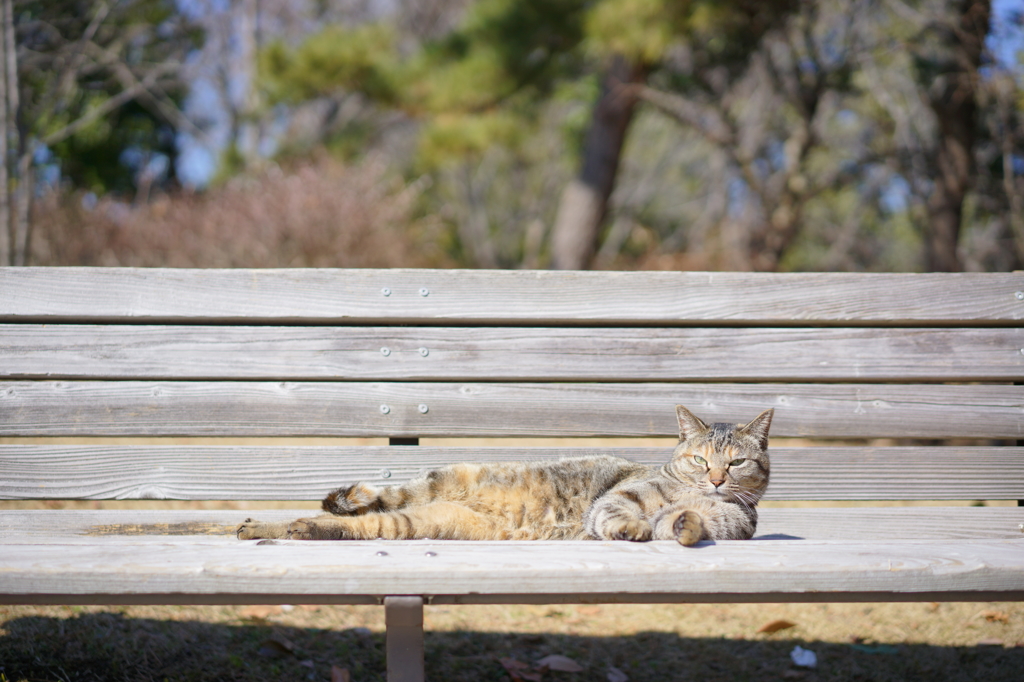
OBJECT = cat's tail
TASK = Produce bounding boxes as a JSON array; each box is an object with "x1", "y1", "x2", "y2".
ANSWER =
[{"x1": 321, "y1": 483, "x2": 385, "y2": 516}]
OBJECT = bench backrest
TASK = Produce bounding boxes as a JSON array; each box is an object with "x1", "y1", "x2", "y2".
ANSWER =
[{"x1": 2, "y1": 268, "x2": 1022, "y2": 508}]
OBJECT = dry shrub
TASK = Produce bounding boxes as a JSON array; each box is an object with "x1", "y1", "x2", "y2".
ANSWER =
[{"x1": 31, "y1": 154, "x2": 448, "y2": 268}]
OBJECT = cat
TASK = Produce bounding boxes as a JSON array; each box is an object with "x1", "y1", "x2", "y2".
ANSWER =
[{"x1": 235, "y1": 405, "x2": 773, "y2": 546}]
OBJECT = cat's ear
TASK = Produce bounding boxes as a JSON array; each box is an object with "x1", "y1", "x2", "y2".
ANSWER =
[
  {"x1": 675, "y1": 405, "x2": 709, "y2": 442},
  {"x1": 740, "y1": 408, "x2": 774, "y2": 450}
]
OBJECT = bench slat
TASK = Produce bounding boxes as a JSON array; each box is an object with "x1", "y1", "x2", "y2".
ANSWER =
[
  {"x1": 4, "y1": 325, "x2": 1021, "y2": 382},
  {"x1": 2, "y1": 381, "x2": 1020, "y2": 439},
  {"x1": 3, "y1": 508, "x2": 1022, "y2": 542},
  {"x1": 2, "y1": 530, "x2": 1021, "y2": 603},
  {"x1": 2, "y1": 268, "x2": 1021, "y2": 325},
  {"x1": 2, "y1": 446, "x2": 1022, "y2": 501}
]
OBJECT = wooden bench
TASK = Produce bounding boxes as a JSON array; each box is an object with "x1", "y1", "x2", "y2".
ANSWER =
[{"x1": 2, "y1": 267, "x2": 1022, "y2": 681}]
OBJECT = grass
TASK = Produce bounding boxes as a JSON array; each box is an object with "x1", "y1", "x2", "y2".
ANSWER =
[{"x1": 2, "y1": 601, "x2": 1022, "y2": 681}]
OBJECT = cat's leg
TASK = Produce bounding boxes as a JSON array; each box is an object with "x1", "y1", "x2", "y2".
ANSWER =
[
  {"x1": 583, "y1": 490, "x2": 653, "y2": 541},
  {"x1": 285, "y1": 501, "x2": 515, "y2": 540},
  {"x1": 236, "y1": 518, "x2": 291, "y2": 540},
  {"x1": 321, "y1": 482, "x2": 407, "y2": 516},
  {"x1": 651, "y1": 498, "x2": 756, "y2": 545},
  {"x1": 652, "y1": 502, "x2": 711, "y2": 546},
  {"x1": 321, "y1": 470, "x2": 450, "y2": 516}
]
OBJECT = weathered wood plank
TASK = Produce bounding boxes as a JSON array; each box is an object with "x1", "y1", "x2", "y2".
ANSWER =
[
  {"x1": 2, "y1": 268, "x2": 1022, "y2": 325},
  {"x1": 3, "y1": 507, "x2": 1023, "y2": 542},
  {"x1": 1, "y1": 534, "x2": 1021, "y2": 602},
  {"x1": 2, "y1": 446, "x2": 1021, "y2": 501},
  {"x1": 1, "y1": 381, "x2": 1020, "y2": 439},
  {"x1": 3, "y1": 325, "x2": 1021, "y2": 381}
]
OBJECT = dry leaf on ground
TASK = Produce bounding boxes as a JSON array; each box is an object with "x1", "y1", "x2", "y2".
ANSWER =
[
  {"x1": 500, "y1": 657, "x2": 543, "y2": 682},
  {"x1": 331, "y1": 665, "x2": 351, "y2": 682},
  {"x1": 257, "y1": 635, "x2": 296, "y2": 658},
  {"x1": 757, "y1": 619, "x2": 797, "y2": 634},
  {"x1": 979, "y1": 610, "x2": 1011, "y2": 624},
  {"x1": 239, "y1": 606, "x2": 281, "y2": 620}
]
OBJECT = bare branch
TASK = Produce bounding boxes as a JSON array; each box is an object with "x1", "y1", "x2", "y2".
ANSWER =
[
  {"x1": 41, "y1": 62, "x2": 175, "y2": 147},
  {"x1": 55, "y1": 1, "x2": 111, "y2": 107},
  {"x1": 635, "y1": 85, "x2": 734, "y2": 146},
  {"x1": 81, "y1": 39, "x2": 212, "y2": 146}
]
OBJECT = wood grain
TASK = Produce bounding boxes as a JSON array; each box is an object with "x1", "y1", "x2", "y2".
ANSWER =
[
  {"x1": 4, "y1": 507, "x2": 1022, "y2": 542},
  {"x1": 2, "y1": 268, "x2": 1021, "y2": 325},
  {"x1": 3, "y1": 324, "x2": 1021, "y2": 381},
  {"x1": 1, "y1": 529, "x2": 1021, "y2": 603},
  {"x1": 2, "y1": 445, "x2": 1021, "y2": 501},
  {"x1": 1, "y1": 381, "x2": 1020, "y2": 438}
]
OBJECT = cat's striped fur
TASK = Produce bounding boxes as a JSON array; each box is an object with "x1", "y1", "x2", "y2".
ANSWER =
[{"x1": 235, "y1": 406, "x2": 773, "y2": 546}]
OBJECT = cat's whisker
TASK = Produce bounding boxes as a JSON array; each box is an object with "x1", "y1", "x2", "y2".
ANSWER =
[{"x1": 732, "y1": 491, "x2": 754, "y2": 513}]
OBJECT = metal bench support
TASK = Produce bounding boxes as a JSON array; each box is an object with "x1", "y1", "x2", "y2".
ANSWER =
[{"x1": 385, "y1": 596, "x2": 425, "y2": 682}]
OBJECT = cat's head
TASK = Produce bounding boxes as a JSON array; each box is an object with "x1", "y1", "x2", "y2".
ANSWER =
[{"x1": 667, "y1": 406, "x2": 773, "y2": 508}]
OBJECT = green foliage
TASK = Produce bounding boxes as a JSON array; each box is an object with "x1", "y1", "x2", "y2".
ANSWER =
[
  {"x1": 417, "y1": 111, "x2": 524, "y2": 169},
  {"x1": 15, "y1": 0, "x2": 202, "y2": 193},
  {"x1": 260, "y1": 23, "x2": 401, "y2": 106},
  {"x1": 259, "y1": 0, "x2": 796, "y2": 175},
  {"x1": 584, "y1": 0, "x2": 686, "y2": 64},
  {"x1": 53, "y1": 103, "x2": 174, "y2": 194},
  {"x1": 423, "y1": 0, "x2": 589, "y2": 105}
]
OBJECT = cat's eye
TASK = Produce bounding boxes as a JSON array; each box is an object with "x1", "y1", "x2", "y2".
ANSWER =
[
  {"x1": 729, "y1": 458, "x2": 747, "y2": 466},
  {"x1": 692, "y1": 455, "x2": 707, "y2": 465}
]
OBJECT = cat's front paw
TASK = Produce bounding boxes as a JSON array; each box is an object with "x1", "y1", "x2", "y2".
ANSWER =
[
  {"x1": 605, "y1": 518, "x2": 653, "y2": 542},
  {"x1": 673, "y1": 510, "x2": 704, "y2": 546}
]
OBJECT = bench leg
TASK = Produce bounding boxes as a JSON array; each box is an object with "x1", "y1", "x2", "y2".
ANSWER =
[{"x1": 384, "y1": 596, "x2": 425, "y2": 682}]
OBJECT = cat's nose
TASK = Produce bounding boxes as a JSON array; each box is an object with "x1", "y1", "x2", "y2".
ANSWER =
[{"x1": 710, "y1": 477, "x2": 726, "y2": 488}]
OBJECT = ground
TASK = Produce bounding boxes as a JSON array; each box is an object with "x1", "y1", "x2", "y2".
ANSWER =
[{"x1": 2, "y1": 601, "x2": 1022, "y2": 681}]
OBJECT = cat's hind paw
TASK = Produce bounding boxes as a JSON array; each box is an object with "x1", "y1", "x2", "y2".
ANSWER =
[
  {"x1": 285, "y1": 518, "x2": 316, "y2": 540},
  {"x1": 236, "y1": 518, "x2": 290, "y2": 540},
  {"x1": 285, "y1": 517, "x2": 356, "y2": 540}
]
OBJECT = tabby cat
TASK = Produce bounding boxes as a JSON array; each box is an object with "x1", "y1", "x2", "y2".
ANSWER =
[{"x1": 236, "y1": 405, "x2": 773, "y2": 546}]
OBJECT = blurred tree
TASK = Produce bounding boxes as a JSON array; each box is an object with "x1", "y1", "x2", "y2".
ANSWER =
[
  {"x1": 980, "y1": 65, "x2": 1024, "y2": 268},
  {"x1": 260, "y1": 0, "x2": 797, "y2": 269},
  {"x1": 0, "y1": 0, "x2": 202, "y2": 265},
  {"x1": 550, "y1": 0, "x2": 798, "y2": 268},
  {"x1": 636, "y1": 0, "x2": 1022, "y2": 272},
  {"x1": 860, "y1": 0, "x2": 1023, "y2": 272},
  {"x1": 899, "y1": 0, "x2": 992, "y2": 271},
  {"x1": 636, "y1": 0, "x2": 868, "y2": 271}
]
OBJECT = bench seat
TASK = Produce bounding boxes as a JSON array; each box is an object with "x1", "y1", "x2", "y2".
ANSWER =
[{"x1": 3, "y1": 508, "x2": 1022, "y2": 605}]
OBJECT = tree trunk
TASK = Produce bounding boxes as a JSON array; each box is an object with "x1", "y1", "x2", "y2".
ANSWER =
[
  {"x1": 550, "y1": 54, "x2": 644, "y2": 270},
  {"x1": 11, "y1": 147, "x2": 30, "y2": 266},
  {"x1": 0, "y1": 0, "x2": 12, "y2": 266},
  {"x1": 925, "y1": 87, "x2": 977, "y2": 272},
  {"x1": 234, "y1": 0, "x2": 261, "y2": 166},
  {"x1": 2, "y1": 0, "x2": 29, "y2": 266},
  {"x1": 922, "y1": 0, "x2": 990, "y2": 272}
]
